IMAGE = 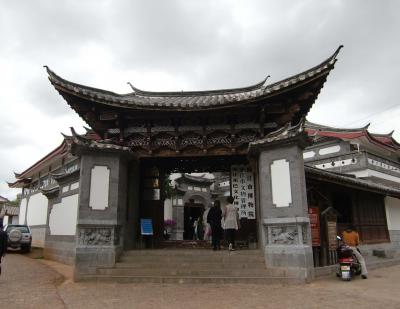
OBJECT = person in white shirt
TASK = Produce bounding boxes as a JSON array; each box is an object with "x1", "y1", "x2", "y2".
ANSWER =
[{"x1": 223, "y1": 196, "x2": 239, "y2": 251}]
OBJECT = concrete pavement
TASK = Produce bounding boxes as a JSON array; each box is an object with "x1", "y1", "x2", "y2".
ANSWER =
[{"x1": 1, "y1": 252, "x2": 400, "y2": 309}]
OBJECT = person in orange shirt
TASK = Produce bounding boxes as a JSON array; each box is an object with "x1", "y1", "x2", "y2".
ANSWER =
[{"x1": 342, "y1": 225, "x2": 368, "y2": 279}]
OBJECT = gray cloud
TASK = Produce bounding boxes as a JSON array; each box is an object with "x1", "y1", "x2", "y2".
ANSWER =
[{"x1": 1, "y1": 0, "x2": 400, "y2": 199}]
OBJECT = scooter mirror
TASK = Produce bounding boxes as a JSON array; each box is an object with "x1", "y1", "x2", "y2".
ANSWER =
[{"x1": 336, "y1": 235, "x2": 342, "y2": 240}]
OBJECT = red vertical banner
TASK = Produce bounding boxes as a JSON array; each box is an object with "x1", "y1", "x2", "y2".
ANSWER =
[{"x1": 308, "y1": 207, "x2": 321, "y2": 247}]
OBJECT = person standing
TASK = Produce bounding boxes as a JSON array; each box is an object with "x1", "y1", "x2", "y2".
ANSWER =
[
  {"x1": 203, "y1": 204, "x2": 212, "y2": 241},
  {"x1": 0, "y1": 224, "x2": 8, "y2": 276},
  {"x1": 342, "y1": 225, "x2": 368, "y2": 279},
  {"x1": 223, "y1": 196, "x2": 239, "y2": 251},
  {"x1": 207, "y1": 200, "x2": 222, "y2": 250}
]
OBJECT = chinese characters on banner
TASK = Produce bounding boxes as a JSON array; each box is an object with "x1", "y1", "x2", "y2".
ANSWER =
[
  {"x1": 231, "y1": 165, "x2": 256, "y2": 219},
  {"x1": 308, "y1": 207, "x2": 321, "y2": 247}
]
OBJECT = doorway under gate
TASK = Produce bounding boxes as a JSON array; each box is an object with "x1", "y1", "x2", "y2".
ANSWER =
[{"x1": 134, "y1": 155, "x2": 258, "y2": 249}]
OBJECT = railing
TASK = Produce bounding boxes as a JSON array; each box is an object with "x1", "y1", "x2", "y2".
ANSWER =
[
  {"x1": 366, "y1": 152, "x2": 400, "y2": 178},
  {"x1": 310, "y1": 150, "x2": 400, "y2": 180}
]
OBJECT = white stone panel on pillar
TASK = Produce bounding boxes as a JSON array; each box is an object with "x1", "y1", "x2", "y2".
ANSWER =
[
  {"x1": 49, "y1": 194, "x2": 79, "y2": 235},
  {"x1": 89, "y1": 165, "x2": 110, "y2": 210},
  {"x1": 27, "y1": 193, "x2": 48, "y2": 225},
  {"x1": 19, "y1": 198, "x2": 27, "y2": 224},
  {"x1": 270, "y1": 159, "x2": 292, "y2": 207}
]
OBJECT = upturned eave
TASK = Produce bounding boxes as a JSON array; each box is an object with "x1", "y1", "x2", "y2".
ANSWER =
[{"x1": 45, "y1": 46, "x2": 343, "y2": 113}]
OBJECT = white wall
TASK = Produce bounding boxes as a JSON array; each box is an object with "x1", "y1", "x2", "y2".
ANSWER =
[
  {"x1": 26, "y1": 193, "x2": 48, "y2": 226},
  {"x1": 385, "y1": 196, "x2": 400, "y2": 230},
  {"x1": 19, "y1": 198, "x2": 27, "y2": 225},
  {"x1": 164, "y1": 198, "x2": 172, "y2": 220},
  {"x1": 12, "y1": 216, "x2": 19, "y2": 224},
  {"x1": 49, "y1": 194, "x2": 79, "y2": 235}
]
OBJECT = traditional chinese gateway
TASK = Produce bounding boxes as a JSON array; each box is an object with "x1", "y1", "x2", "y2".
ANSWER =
[{"x1": 9, "y1": 46, "x2": 400, "y2": 282}]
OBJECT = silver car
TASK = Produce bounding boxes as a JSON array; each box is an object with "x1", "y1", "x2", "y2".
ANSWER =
[{"x1": 5, "y1": 224, "x2": 32, "y2": 252}]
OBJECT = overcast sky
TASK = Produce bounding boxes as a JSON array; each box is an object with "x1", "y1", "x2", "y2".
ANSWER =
[{"x1": 1, "y1": 0, "x2": 399, "y2": 199}]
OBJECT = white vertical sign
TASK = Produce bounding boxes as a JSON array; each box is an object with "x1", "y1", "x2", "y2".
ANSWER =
[
  {"x1": 89, "y1": 165, "x2": 110, "y2": 210},
  {"x1": 231, "y1": 165, "x2": 256, "y2": 219},
  {"x1": 270, "y1": 159, "x2": 292, "y2": 207}
]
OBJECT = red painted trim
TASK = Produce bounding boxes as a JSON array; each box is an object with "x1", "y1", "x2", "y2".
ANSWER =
[{"x1": 306, "y1": 128, "x2": 399, "y2": 151}]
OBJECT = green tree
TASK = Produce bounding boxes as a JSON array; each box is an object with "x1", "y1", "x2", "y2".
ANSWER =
[{"x1": 9, "y1": 194, "x2": 21, "y2": 207}]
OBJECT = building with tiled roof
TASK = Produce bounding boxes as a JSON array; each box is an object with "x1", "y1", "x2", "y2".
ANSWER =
[{"x1": 7, "y1": 46, "x2": 400, "y2": 283}]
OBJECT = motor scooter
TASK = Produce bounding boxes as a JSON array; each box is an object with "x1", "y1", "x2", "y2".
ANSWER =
[{"x1": 336, "y1": 236, "x2": 361, "y2": 281}]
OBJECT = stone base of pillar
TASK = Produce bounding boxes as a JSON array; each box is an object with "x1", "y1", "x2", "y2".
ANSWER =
[
  {"x1": 73, "y1": 225, "x2": 122, "y2": 281},
  {"x1": 74, "y1": 247, "x2": 121, "y2": 280},
  {"x1": 263, "y1": 217, "x2": 314, "y2": 282},
  {"x1": 264, "y1": 245, "x2": 314, "y2": 282}
]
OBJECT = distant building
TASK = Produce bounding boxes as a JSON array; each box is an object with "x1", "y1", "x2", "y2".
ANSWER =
[{"x1": 0, "y1": 195, "x2": 19, "y2": 226}]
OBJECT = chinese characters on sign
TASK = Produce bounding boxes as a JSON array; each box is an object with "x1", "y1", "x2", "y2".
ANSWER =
[
  {"x1": 231, "y1": 165, "x2": 256, "y2": 219},
  {"x1": 327, "y1": 221, "x2": 337, "y2": 250},
  {"x1": 308, "y1": 207, "x2": 321, "y2": 247}
]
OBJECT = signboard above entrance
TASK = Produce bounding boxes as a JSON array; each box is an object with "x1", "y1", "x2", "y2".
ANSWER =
[{"x1": 231, "y1": 165, "x2": 256, "y2": 219}]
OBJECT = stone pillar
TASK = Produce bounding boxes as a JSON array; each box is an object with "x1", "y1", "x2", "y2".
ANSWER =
[
  {"x1": 74, "y1": 149, "x2": 129, "y2": 280},
  {"x1": 249, "y1": 122, "x2": 314, "y2": 282}
]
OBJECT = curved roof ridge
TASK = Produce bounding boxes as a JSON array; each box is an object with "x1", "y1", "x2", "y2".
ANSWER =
[
  {"x1": 44, "y1": 66, "x2": 130, "y2": 97},
  {"x1": 128, "y1": 76, "x2": 271, "y2": 97},
  {"x1": 263, "y1": 45, "x2": 343, "y2": 91},
  {"x1": 305, "y1": 119, "x2": 370, "y2": 132},
  {"x1": 367, "y1": 131, "x2": 400, "y2": 149},
  {"x1": 45, "y1": 45, "x2": 342, "y2": 100},
  {"x1": 370, "y1": 131, "x2": 395, "y2": 138}
]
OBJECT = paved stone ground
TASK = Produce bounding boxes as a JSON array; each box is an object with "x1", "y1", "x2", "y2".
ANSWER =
[{"x1": 1, "y1": 252, "x2": 400, "y2": 309}]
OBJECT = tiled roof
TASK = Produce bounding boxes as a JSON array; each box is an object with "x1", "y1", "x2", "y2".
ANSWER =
[
  {"x1": 305, "y1": 120, "x2": 400, "y2": 151},
  {"x1": 68, "y1": 127, "x2": 132, "y2": 153},
  {"x1": 45, "y1": 46, "x2": 343, "y2": 111},
  {"x1": 175, "y1": 174, "x2": 215, "y2": 185},
  {"x1": 0, "y1": 204, "x2": 19, "y2": 216},
  {"x1": 305, "y1": 165, "x2": 400, "y2": 198},
  {"x1": 248, "y1": 118, "x2": 309, "y2": 154},
  {"x1": 0, "y1": 196, "x2": 9, "y2": 203},
  {"x1": 9, "y1": 130, "x2": 100, "y2": 188}
]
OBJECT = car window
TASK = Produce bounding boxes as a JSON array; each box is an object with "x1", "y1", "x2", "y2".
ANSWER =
[{"x1": 6, "y1": 226, "x2": 30, "y2": 233}]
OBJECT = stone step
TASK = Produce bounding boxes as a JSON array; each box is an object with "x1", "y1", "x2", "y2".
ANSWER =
[
  {"x1": 123, "y1": 249, "x2": 262, "y2": 256},
  {"x1": 92, "y1": 249, "x2": 272, "y2": 284},
  {"x1": 115, "y1": 261, "x2": 266, "y2": 269},
  {"x1": 119, "y1": 254, "x2": 265, "y2": 263},
  {"x1": 88, "y1": 275, "x2": 296, "y2": 284},
  {"x1": 97, "y1": 267, "x2": 268, "y2": 277}
]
